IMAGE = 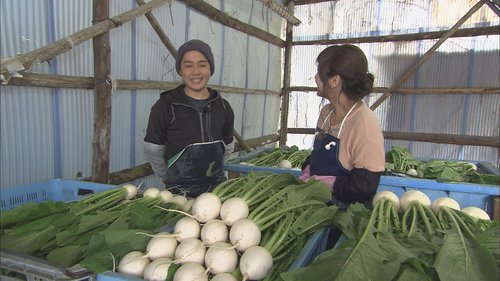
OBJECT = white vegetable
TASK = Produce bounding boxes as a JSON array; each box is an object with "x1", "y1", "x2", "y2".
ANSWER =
[
  {"x1": 200, "y1": 219, "x2": 228, "y2": 245},
  {"x1": 158, "y1": 190, "x2": 173, "y2": 203},
  {"x1": 143, "y1": 258, "x2": 172, "y2": 281},
  {"x1": 372, "y1": 191, "x2": 400, "y2": 211},
  {"x1": 229, "y1": 218, "x2": 261, "y2": 252},
  {"x1": 204, "y1": 242, "x2": 238, "y2": 274},
  {"x1": 143, "y1": 187, "x2": 160, "y2": 198},
  {"x1": 191, "y1": 193, "x2": 222, "y2": 223},
  {"x1": 174, "y1": 238, "x2": 206, "y2": 265},
  {"x1": 406, "y1": 168, "x2": 418, "y2": 177},
  {"x1": 145, "y1": 232, "x2": 178, "y2": 260},
  {"x1": 219, "y1": 197, "x2": 249, "y2": 226},
  {"x1": 462, "y1": 206, "x2": 490, "y2": 220},
  {"x1": 400, "y1": 190, "x2": 431, "y2": 212},
  {"x1": 171, "y1": 195, "x2": 188, "y2": 207},
  {"x1": 173, "y1": 263, "x2": 208, "y2": 281},
  {"x1": 431, "y1": 197, "x2": 460, "y2": 215},
  {"x1": 118, "y1": 251, "x2": 151, "y2": 277},
  {"x1": 182, "y1": 199, "x2": 195, "y2": 212},
  {"x1": 210, "y1": 273, "x2": 238, "y2": 281},
  {"x1": 122, "y1": 184, "x2": 138, "y2": 200},
  {"x1": 239, "y1": 162, "x2": 248, "y2": 165},
  {"x1": 239, "y1": 246, "x2": 273, "y2": 280},
  {"x1": 278, "y1": 159, "x2": 293, "y2": 169},
  {"x1": 174, "y1": 216, "x2": 201, "y2": 242}
]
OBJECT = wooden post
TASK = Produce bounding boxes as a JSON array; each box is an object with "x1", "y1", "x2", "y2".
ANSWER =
[
  {"x1": 370, "y1": 0, "x2": 487, "y2": 110},
  {"x1": 91, "y1": 0, "x2": 112, "y2": 183},
  {"x1": 494, "y1": 197, "x2": 500, "y2": 221},
  {"x1": 279, "y1": 1, "x2": 294, "y2": 147}
]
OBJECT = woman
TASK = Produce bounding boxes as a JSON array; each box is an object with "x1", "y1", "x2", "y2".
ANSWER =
[{"x1": 300, "y1": 44, "x2": 385, "y2": 206}]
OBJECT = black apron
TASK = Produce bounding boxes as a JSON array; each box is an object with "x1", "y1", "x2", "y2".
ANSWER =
[
  {"x1": 310, "y1": 102, "x2": 360, "y2": 208},
  {"x1": 165, "y1": 140, "x2": 225, "y2": 198}
]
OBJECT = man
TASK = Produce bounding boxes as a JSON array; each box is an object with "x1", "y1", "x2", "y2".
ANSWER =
[{"x1": 144, "y1": 39, "x2": 235, "y2": 198}]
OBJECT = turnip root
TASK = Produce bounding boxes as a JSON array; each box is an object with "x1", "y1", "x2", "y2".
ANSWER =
[
  {"x1": 372, "y1": 191, "x2": 400, "y2": 211},
  {"x1": 400, "y1": 190, "x2": 431, "y2": 212},
  {"x1": 117, "y1": 251, "x2": 151, "y2": 277},
  {"x1": 211, "y1": 273, "x2": 238, "y2": 281},
  {"x1": 462, "y1": 206, "x2": 490, "y2": 220},
  {"x1": 219, "y1": 197, "x2": 249, "y2": 226},
  {"x1": 158, "y1": 190, "x2": 173, "y2": 203},
  {"x1": 406, "y1": 168, "x2": 418, "y2": 177},
  {"x1": 431, "y1": 197, "x2": 460, "y2": 215},
  {"x1": 143, "y1": 187, "x2": 160, "y2": 198},
  {"x1": 174, "y1": 238, "x2": 206, "y2": 265},
  {"x1": 173, "y1": 262, "x2": 208, "y2": 281},
  {"x1": 122, "y1": 184, "x2": 138, "y2": 200},
  {"x1": 229, "y1": 218, "x2": 261, "y2": 252},
  {"x1": 191, "y1": 193, "x2": 222, "y2": 223},
  {"x1": 144, "y1": 232, "x2": 178, "y2": 260},
  {"x1": 200, "y1": 219, "x2": 228, "y2": 245},
  {"x1": 239, "y1": 246, "x2": 273, "y2": 281},
  {"x1": 174, "y1": 216, "x2": 201, "y2": 242},
  {"x1": 172, "y1": 195, "x2": 188, "y2": 207},
  {"x1": 143, "y1": 258, "x2": 173, "y2": 281},
  {"x1": 204, "y1": 242, "x2": 238, "y2": 274},
  {"x1": 278, "y1": 159, "x2": 293, "y2": 169},
  {"x1": 182, "y1": 199, "x2": 195, "y2": 212}
]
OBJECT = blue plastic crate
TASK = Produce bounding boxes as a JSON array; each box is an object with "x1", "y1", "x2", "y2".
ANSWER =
[{"x1": 0, "y1": 179, "x2": 116, "y2": 211}]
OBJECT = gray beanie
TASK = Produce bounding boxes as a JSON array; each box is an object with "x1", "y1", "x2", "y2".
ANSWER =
[{"x1": 175, "y1": 39, "x2": 215, "y2": 76}]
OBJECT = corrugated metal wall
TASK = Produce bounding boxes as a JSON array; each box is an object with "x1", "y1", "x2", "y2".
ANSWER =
[
  {"x1": 0, "y1": 0, "x2": 283, "y2": 189},
  {"x1": 288, "y1": 0, "x2": 500, "y2": 167}
]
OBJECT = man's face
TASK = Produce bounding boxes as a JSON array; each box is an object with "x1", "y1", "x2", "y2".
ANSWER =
[{"x1": 180, "y1": 50, "x2": 211, "y2": 93}]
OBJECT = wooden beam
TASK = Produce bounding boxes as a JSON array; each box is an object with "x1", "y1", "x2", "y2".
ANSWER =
[
  {"x1": 234, "y1": 134, "x2": 281, "y2": 152},
  {"x1": 5, "y1": 73, "x2": 281, "y2": 95},
  {"x1": 91, "y1": 0, "x2": 112, "y2": 183},
  {"x1": 292, "y1": 26, "x2": 499, "y2": 46},
  {"x1": 257, "y1": 0, "x2": 301, "y2": 26},
  {"x1": 180, "y1": 0, "x2": 285, "y2": 47},
  {"x1": 370, "y1": 0, "x2": 488, "y2": 110},
  {"x1": 288, "y1": 85, "x2": 500, "y2": 95},
  {"x1": 0, "y1": 0, "x2": 169, "y2": 82},
  {"x1": 279, "y1": 1, "x2": 295, "y2": 146},
  {"x1": 286, "y1": 128, "x2": 500, "y2": 148},
  {"x1": 294, "y1": 0, "x2": 335, "y2": 5},
  {"x1": 486, "y1": 0, "x2": 500, "y2": 16},
  {"x1": 135, "y1": 0, "x2": 177, "y2": 57},
  {"x1": 233, "y1": 130, "x2": 252, "y2": 153}
]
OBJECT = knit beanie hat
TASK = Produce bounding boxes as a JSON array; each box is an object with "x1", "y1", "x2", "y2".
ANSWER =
[{"x1": 175, "y1": 39, "x2": 215, "y2": 76}]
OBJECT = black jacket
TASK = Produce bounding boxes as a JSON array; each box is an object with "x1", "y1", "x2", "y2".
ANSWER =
[{"x1": 144, "y1": 85, "x2": 234, "y2": 161}]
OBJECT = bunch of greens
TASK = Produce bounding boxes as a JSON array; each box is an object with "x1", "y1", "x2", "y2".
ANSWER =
[
  {"x1": 385, "y1": 145, "x2": 499, "y2": 185},
  {"x1": 0, "y1": 187, "x2": 182, "y2": 270},
  {"x1": 246, "y1": 146, "x2": 311, "y2": 168},
  {"x1": 281, "y1": 199, "x2": 499, "y2": 281}
]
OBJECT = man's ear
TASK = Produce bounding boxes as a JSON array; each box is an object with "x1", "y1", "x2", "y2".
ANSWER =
[{"x1": 328, "y1": 75, "x2": 341, "y2": 88}]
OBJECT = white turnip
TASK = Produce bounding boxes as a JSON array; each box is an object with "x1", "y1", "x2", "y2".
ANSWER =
[
  {"x1": 219, "y1": 197, "x2": 249, "y2": 226},
  {"x1": 158, "y1": 190, "x2": 173, "y2": 203},
  {"x1": 117, "y1": 251, "x2": 150, "y2": 277},
  {"x1": 210, "y1": 273, "x2": 238, "y2": 281},
  {"x1": 239, "y1": 246, "x2": 273, "y2": 281},
  {"x1": 372, "y1": 191, "x2": 400, "y2": 211},
  {"x1": 204, "y1": 242, "x2": 238, "y2": 274},
  {"x1": 431, "y1": 197, "x2": 460, "y2": 215},
  {"x1": 122, "y1": 184, "x2": 138, "y2": 200},
  {"x1": 191, "y1": 192, "x2": 222, "y2": 223},
  {"x1": 229, "y1": 218, "x2": 261, "y2": 252},
  {"x1": 462, "y1": 206, "x2": 490, "y2": 220},
  {"x1": 278, "y1": 159, "x2": 293, "y2": 169},
  {"x1": 400, "y1": 190, "x2": 431, "y2": 212},
  {"x1": 143, "y1": 187, "x2": 160, "y2": 198},
  {"x1": 174, "y1": 216, "x2": 201, "y2": 242},
  {"x1": 182, "y1": 199, "x2": 195, "y2": 212},
  {"x1": 174, "y1": 238, "x2": 206, "y2": 265},
  {"x1": 173, "y1": 262, "x2": 208, "y2": 281},
  {"x1": 144, "y1": 232, "x2": 178, "y2": 260},
  {"x1": 171, "y1": 195, "x2": 188, "y2": 207},
  {"x1": 143, "y1": 258, "x2": 173, "y2": 281},
  {"x1": 200, "y1": 219, "x2": 228, "y2": 245}
]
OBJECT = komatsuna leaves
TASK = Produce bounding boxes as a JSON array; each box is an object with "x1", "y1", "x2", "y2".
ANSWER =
[
  {"x1": 0, "y1": 201, "x2": 69, "y2": 229},
  {"x1": 434, "y1": 231, "x2": 499, "y2": 281},
  {"x1": 46, "y1": 244, "x2": 84, "y2": 268}
]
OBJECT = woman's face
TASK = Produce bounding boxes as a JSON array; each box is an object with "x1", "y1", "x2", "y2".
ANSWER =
[{"x1": 314, "y1": 72, "x2": 327, "y2": 98}]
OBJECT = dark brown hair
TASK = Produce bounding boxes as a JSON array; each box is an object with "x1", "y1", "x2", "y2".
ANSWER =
[{"x1": 316, "y1": 44, "x2": 374, "y2": 101}]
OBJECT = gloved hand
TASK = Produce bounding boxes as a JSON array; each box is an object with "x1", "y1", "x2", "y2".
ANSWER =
[{"x1": 299, "y1": 165, "x2": 336, "y2": 192}]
